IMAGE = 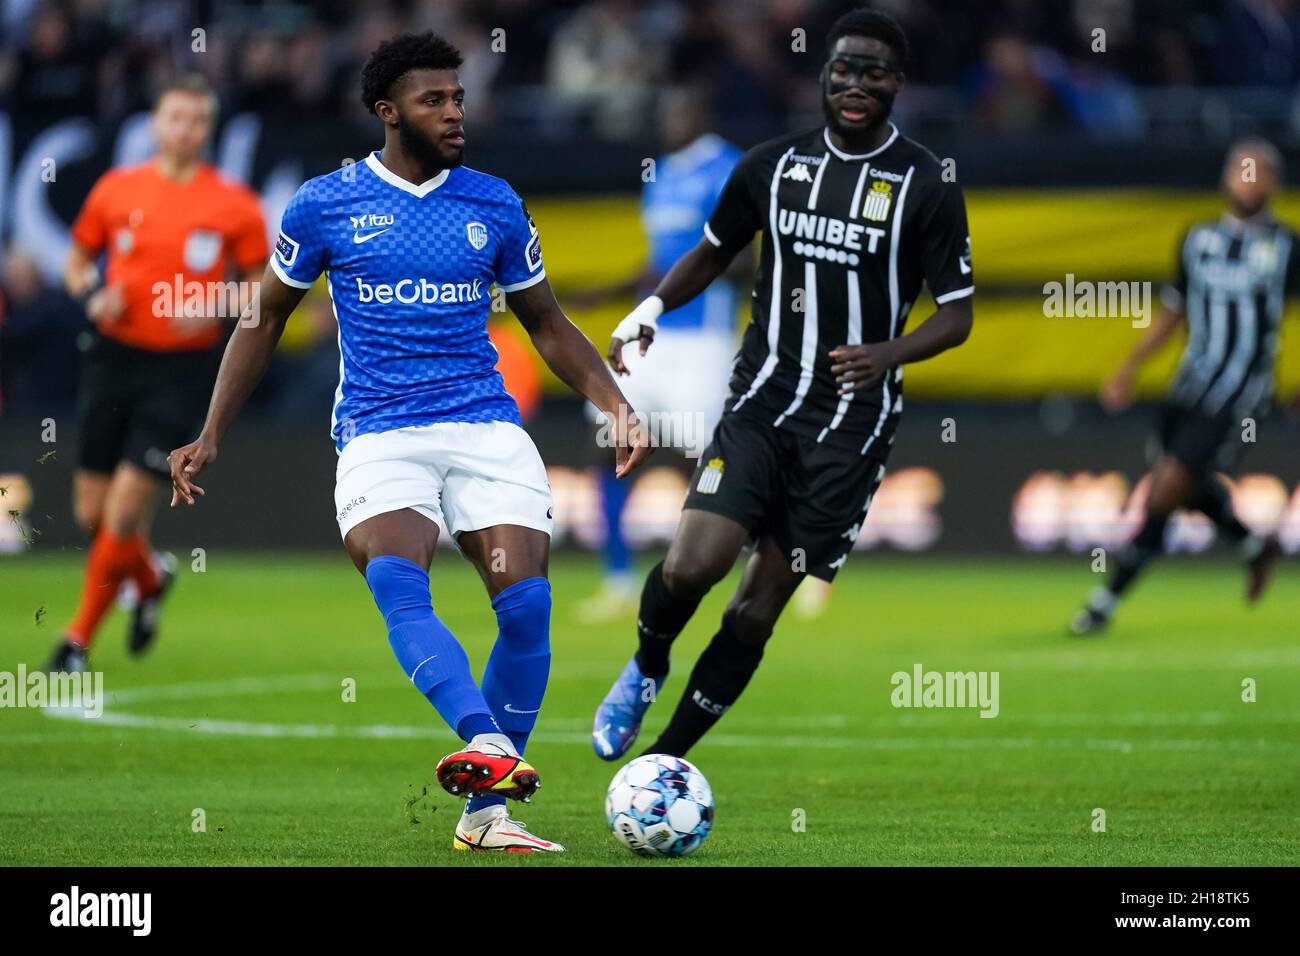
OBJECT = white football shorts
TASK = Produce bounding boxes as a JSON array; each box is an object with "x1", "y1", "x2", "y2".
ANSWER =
[
  {"x1": 333, "y1": 420, "x2": 554, "y2": 541},
  {"x1": 587, "y1": 328, "x2": 734, "y2": 457}
]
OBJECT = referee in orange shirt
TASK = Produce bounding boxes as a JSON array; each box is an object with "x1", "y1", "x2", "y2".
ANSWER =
[{"x1": 47, "y1": 76, "x2": 268, "y2": 673}]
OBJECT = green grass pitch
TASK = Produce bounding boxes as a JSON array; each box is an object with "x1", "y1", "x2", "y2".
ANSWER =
[{"x1": 1, "y1": 551, "x2": 1297, "y2": 866}]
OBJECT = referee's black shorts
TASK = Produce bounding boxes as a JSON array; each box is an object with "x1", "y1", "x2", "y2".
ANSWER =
[
  {"x1": 682, "y1": 408, "x2": 888, "y2": 582},
  {"x1": 77, "y1": 331, "x2": 221, "y2": 479},
  {"x1": 1150, "y1": 402, "x2": 1244, "y2": 477}
]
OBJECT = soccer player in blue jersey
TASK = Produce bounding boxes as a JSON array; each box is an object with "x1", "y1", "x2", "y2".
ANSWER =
[
  {"x1": 168, "y1": 32, "x2": 651, "y2": 853},
  {"x1": 571, "y1": 86, "x2": 745, "y2": 622}
]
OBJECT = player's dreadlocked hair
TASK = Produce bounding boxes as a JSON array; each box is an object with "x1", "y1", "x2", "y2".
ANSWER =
[
  {"x1": 826, "y1": 7, "x2": 908, "y2": 65},
  {"x1": 360, "y1": 31, "x2": 463, "y2": 115}
]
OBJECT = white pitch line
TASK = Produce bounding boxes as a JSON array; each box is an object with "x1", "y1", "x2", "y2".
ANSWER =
[
  {"x1": 30, "y1": 674, "x2": 1300, "y2": 755},
  {"x1": 39, "y1": 706, "x2": 1300, "y2": 755}
]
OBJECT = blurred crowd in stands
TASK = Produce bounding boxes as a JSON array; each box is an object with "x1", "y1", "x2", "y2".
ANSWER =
[{"x1": 4, "y1": 0, "x2": 1300, "y2": 134}]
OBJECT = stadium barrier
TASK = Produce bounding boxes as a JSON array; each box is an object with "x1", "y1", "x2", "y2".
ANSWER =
[{"x1": 4, "y1": 400, "x2": 1297, "y2": 555}]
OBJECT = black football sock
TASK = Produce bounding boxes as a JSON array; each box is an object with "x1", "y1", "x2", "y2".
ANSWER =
[
  {"x1": 635, "y1": 561, "x2": 704, "y2": 679},
  {"x1": 1104, "y1": 511, "x2": 1170, "y2": 602},
  {"x1": 644, "y1": 620, "x2": 764, "y2": 758},
  {"x1": 1189, "y1": 477, "x2": 1254, "y2": 549}
]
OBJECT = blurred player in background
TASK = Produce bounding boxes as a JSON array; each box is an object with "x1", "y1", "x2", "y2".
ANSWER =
[
  {"x1": 592, "y1": 9, "x2": 974, "y2": 760},
  {"x1": 571, "y1": 84, "x2": 744, "y2": 622},
  {"x1": 168, "y1": 33, "x2": 649, "y2": 852},
  {"x1": 45, "y1": 76, "x2": 268, "y2": 673},
  {"x1": 1071, "y1": 138, "x2": 1294, "y2": 635}
]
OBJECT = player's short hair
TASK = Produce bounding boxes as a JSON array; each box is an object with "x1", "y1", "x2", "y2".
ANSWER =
[
  {"x1": 361, "y1": 31, "x2": 463, "y2": 115},
  {"x1": 826, "y1": 7, "x2": 908, "y2": 66},
  {"x1": 153, "y1": 74, "x2": 218, "y2": 117}
]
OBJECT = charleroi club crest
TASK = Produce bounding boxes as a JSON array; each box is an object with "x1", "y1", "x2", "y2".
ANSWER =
[
  {"x1": 696, "y1": 458, "x2": 725, "y2": 495},
  {"x1": 861, "y1": 180, "x2": 892, "y2": 222}
]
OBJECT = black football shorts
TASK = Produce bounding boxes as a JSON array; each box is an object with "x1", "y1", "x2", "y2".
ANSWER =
[
  {"x1": 77, "y1": 331, "x2": 221, "y2": 479},
  {"x1": 682, "y1": 408, "x2": 888, "y2": 582},
  {"x1": 1151, "y1": 402, "x2": 1244, "y2": 476}
]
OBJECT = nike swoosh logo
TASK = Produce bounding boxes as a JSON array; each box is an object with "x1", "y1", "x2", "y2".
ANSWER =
[
  {"x1": 353, "y1": 228, "x2": 392, "y2": 244},
  {"x1": 503, "y1": 704, "x2": 540, "y2": 715}
]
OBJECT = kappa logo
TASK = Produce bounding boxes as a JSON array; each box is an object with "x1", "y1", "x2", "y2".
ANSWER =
[
  {"x1": 782, "y1": 163, "x2": 814, "y2": 183},
  {"x1": 696, "y1": 457, "x2": 724, "y2": 495},
  {"x1": 466, "y1": 221, "x2": 488, "y2": 250},
  {"x1": 959, "y1": 235, "x2": 973, "y2": 275},
  {"x1": 351, "y1": 212, "x2": 394, "y2": 244}
]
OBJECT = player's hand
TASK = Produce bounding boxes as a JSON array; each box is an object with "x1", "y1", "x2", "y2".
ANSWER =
[
  {"x1": 85, "y1": 284, "x2": 125, "y2": 324},
  {"x1": 168, "y1": 437, "x2": 217, "y2": 507},
  {"x1": 830, "y1": 342, "x2": 896, "y2": 395},
  {"x1": 66, "y1": 263, "x2": 101, "y2": 300},
  {"x1": 612, "y1": 410, "x2": 653, "y2": 478},
  {"x1": 607, "y1": 327, "x2": 655, "y2": 375},
  {"x1": 608, "y1": 296, "x2": 663, "y2": 375},
  {"x1": 1100, "y1": 369, "x2": 1135, "y2": 413}
]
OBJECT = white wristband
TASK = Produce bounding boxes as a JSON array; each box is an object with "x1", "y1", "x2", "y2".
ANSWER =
[{"x1": 612, "y1": 295, "x2": 663, "y2": 343}]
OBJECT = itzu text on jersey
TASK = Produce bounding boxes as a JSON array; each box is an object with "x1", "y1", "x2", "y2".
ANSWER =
[{"x1": 272, "y1": 152, "x2": 546, "y2": 450}]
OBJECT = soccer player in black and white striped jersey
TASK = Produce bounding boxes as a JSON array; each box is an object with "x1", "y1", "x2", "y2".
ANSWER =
[
  {"x1": 591, "y1": 9, "x2": 974, "y2": 760},
  {"x1": 1071, "y1": 139, "x2": 1295, "y2": 635}
]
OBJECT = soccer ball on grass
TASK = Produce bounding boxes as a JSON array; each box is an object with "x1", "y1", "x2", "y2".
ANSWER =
[{"x1": 605, "y1": 754, "x2": 713, "y2": 857}]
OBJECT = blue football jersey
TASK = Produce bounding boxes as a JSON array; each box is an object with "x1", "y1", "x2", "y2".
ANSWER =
[
  {"x1": 641, "y1": 134, "x2": 742, "y2": 333},
  {"x1": 271, "y1": 152, "x2": 545, "y2": 450}
]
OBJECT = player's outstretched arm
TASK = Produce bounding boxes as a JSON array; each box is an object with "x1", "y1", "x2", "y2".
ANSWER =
[
  {"x1": 607, "y1": 238, "x2": 737, "y2": 373},
  {"x1": 831, "y1": 297, "x2": 973, "y2": 396},
  {"x1": 506, "y1": 277, "x2": 652, "y2": 478},
  {"x1": 169, "y1": 264, "x2": 307, "y2": 506},
  {"x1": 1099, "y1": 305, "x2": 1185, "y2": 412}
]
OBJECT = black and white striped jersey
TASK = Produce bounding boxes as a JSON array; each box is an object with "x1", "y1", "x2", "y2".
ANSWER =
[
  {"x1": 1164, "y1": 214, "x2": 1300, "y2": 420},
  {"x1": 703, "y1": 123, "x2": 974, "y2": 454}
]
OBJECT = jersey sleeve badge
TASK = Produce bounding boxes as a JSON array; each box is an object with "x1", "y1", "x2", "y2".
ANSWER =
[{"x1": 275, "y1": 231, "x2": 300, "y2": 268}]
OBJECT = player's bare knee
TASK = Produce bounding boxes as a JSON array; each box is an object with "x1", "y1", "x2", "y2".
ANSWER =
[
  {"x1": 101, "y1": 501, "x2": 149, "y2": 538},
  {"x1": 662, "y1": 552, "x2": 725, "y2": 601},
  {"x1": 73, "y1": 501, "x2": 102, "y2": 535}
]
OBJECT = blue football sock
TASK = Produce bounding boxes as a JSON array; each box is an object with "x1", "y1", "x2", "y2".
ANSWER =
[
  {"x1": 468, "y1": 577, "x2": 552, "y2": 814},
  {"x1": 364, "y1": 555, "x2": 497, "y2": 741},
  {"x1": 456, "y1": 713, "x2": 502, "y2": 741},
  {"x1": 600, "y1": 468, "x2": 633, "y2": 578}
]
